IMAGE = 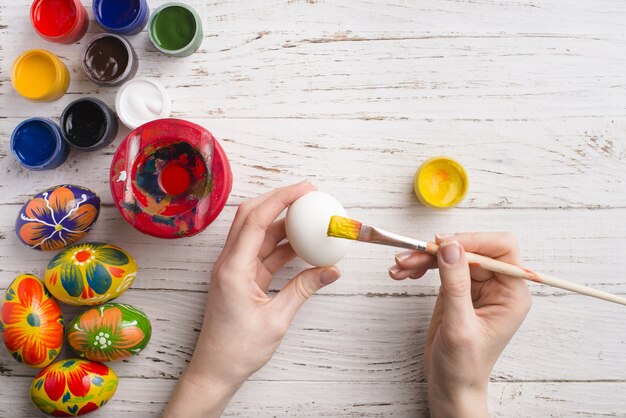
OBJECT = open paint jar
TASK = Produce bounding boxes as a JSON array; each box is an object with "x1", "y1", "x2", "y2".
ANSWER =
[
  {"x1": 31, "y1": 0, "x2": 89, "y2": 44},
  {"x1": 93, "y1": 0, "x2": 149, "y2": 35},
  {"x1": 148, "y1": 2, "x2": 203, "y2": 57},
  {"x1": 61, "y1": 98, "x2": 118, "y2": 151},
  {"x1": 115, "y1": 78, "x2": 172, "y2": 129},
  {"x1": 110, "y1": 119, "x2": 232, "y2": 238},
  {"x1": 82, "y1": 34, "x2": 138, "y2": 87},
  {"x1": 11, "y1": 50, "x2": 70, "y2": 102},
  {"x1": 11, "y1": 118, "x2": 69, "y2": 170},
  {"x1": 414, "y1": 156, "x2": 468, "y2": 210}
]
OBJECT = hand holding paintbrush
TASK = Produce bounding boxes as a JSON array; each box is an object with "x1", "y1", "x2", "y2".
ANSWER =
[{"x1": 327, "y1": 216, "x2": 626, "y2": 306}]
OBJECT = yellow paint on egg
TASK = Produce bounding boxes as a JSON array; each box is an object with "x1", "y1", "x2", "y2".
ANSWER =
[
  {"x1": 11, "y1": 50, "x2": 70, "y2": 102},
  {"x1": 414, "y1": 157, "x2": 468, "y2": 209}
]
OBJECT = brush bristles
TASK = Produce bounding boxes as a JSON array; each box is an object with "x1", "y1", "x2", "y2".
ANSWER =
[{"x1": 327, "y1": 216, "x2": 362, "y2": 240}]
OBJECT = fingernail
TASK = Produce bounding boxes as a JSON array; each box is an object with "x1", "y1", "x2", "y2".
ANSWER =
[
  {"x1": 388, "y1": 265, "x2": 401, "y2": 274},
  {"x1": 320, "y1": 268, "x2": 340, "y2": 284},
  {"x1": 395, "y1": 250, "x2": 415, "y2": 261},
  {"x1": 435, "y1": 233, "x2": 454, "y2": 242},
  {"x1": 440, "y1": 241, "x2": 460, "y2": 264}
]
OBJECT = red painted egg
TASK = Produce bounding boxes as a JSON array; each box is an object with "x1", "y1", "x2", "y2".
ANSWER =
[{"x1": 1, "y1": 274, "x2": 64, "y2": 368}]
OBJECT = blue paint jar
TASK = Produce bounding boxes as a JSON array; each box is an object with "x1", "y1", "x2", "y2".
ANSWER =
[
  {"x1": 11, "y1": 118, "x2": 69, "y2": 170},
  {"x1": 93, "y1": 0, "x2": 149, "y2": 35}
]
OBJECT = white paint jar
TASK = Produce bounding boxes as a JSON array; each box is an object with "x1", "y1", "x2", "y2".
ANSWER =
[{"x1": 115, "y1": 77, "x2": 172, "y2": 129}]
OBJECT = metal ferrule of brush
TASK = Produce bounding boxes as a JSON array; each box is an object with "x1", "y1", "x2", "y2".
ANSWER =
[{"x1": 360, "y1": 226, "x2": 428, "y2": 252}]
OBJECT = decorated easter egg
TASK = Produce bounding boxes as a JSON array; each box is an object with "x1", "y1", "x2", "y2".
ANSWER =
[
  {"x1": 16, "y1": 184, "x2": 101, "y2": 251},
  {"x1": 1, "y1": 274, "x2": 64, "y2": 368},
  {"x1": 30, "y1": 359, "x2": 118, "y2": 416},
  {"x1": 45, "y1": 242, "x2": 138, "y2": 306},
  {"x1": 68, "y1": 303, "x2": 152, "y2": 362}
]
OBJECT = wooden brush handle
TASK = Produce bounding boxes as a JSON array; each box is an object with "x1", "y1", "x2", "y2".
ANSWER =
[{"x1": 424, "y1": 243, "x2": 626, "y2": 306}]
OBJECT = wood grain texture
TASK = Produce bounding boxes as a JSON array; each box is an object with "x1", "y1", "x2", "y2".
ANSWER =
[
  {"x1": 1, "y1": 0, "x2": 625, "y2": 416},
  {"x1": 1, "y1": 292, "x2": 624, "y2": 382},
  {"x1": 2, "y1": 206, "x2": 626, "y2": 295},
  {"x1": 0, "y1": 377, "x2": 625, "y2": 418}
]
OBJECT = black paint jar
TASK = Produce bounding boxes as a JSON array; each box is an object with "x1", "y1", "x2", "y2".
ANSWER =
[{"x1": 60, "y1": 98, "x2": 118, "y2": 151}]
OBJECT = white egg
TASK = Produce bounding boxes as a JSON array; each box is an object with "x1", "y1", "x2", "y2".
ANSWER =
[{"x1": 286, "y1": 191, "x2": 352, "y2": 267}]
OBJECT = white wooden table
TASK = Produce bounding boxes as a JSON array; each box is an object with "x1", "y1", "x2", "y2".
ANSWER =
[{"x1": 1, "y1": 1, "x2": 626, "y2": 416}]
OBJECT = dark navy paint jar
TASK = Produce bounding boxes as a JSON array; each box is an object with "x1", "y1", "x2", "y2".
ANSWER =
[
  {"x1": 61, "y1": 98, "x2": 119, "y2": 151},
  {"x1": 93, "y1": 0, "x2": 149, "y2": 35},
  {"x1": 11, "y1": 118, "x2": 69, "y2": 170}
]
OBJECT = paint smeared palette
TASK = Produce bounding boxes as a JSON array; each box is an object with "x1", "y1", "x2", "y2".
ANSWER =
[{"x1": 110, "y1": 118, "x2": 232, "y2": 238}]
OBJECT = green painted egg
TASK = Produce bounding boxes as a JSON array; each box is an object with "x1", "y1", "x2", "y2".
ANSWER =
[
  {"x1": 30, "y1": 359, "x2": 118, "y2": 416},
  {"x1": 44, "y1": 242, "x2": 138, "y2": 306},
  {"x1": 67, "y1": 303, "x2": 152, "y2": 362}
]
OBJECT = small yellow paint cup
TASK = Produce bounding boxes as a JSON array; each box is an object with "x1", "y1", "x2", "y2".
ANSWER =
[
  {"x1": 414, "y1": 156, "x2": 468, "y2": 210},
  {"x1": 11, "y1": 50, "x2": 70, "y2": 102}
]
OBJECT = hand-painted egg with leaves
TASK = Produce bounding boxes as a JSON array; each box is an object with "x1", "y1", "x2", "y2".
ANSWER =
[
  {"x1": 1, "y1": 274, "x2": 64, "y2": 368},
  {"x1": 44, "y1": 242, "x2": 138, "y2": 306},
  {"x1": 16, "y1": 185, "x2": 100, "y2": 251},
  {"x1": 68, "y1": 303, "x2": 152, "y2": 362},
  {"x1": 30, "y1": 358, "x2": 118, "y2": 416}
]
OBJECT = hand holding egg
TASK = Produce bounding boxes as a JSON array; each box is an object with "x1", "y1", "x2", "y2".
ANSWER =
[{"x1": 164, "y1": 182, "x2": 344, "y2": 418}]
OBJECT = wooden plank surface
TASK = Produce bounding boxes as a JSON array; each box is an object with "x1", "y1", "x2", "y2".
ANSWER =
[
  {"x1": 1, "y1": 292, "x2": 625, "y2": 382},
  {"x1": 1, "y1": 0, "x2": 625, "y2": 417},
  {"x1": 1, "y1": 377, "x2": 625, "y2": 418},
  {"x1": 2, "y1": 206, "x2": 626, "y2": 296}
]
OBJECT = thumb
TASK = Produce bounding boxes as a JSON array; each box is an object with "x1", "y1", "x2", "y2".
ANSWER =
[
  {"x1": 437, "y1": 240, "x2": 474, "y2": 325},
  {"x1": 273, "y1": 266, "x2": 341, "y2": 321}
]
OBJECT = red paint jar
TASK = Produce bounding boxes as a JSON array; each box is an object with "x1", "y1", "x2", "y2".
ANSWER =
[
  {"x1": 31, "y1": 0, "x2": 89, "y2": 44},
  {"x1": 110, "y1": 119, "x2": 233, "y2": 239}
]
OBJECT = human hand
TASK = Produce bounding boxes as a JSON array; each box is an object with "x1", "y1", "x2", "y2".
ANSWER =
[
  {"x1": 163, "y1": 181, "x2": 341, "y2": 418},
  {"x1": 389, "y1": 233, "x2": 532, "y2": 418}
]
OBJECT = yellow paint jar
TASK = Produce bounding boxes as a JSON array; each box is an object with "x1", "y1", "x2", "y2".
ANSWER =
[
  {"x1": 414, "y1": 156, "x2": 468, "y2": 209},
  {"x1": 11, "y1": 50, "x2": 70, "y2": 102}
]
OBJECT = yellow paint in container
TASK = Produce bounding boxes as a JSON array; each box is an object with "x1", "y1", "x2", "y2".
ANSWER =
[
  {"x1": 414, "y1": 156, "x2": 468, "y2": 209},
  {"x1": 11, "y1": 50, "x2": 70, "y2": 102}
]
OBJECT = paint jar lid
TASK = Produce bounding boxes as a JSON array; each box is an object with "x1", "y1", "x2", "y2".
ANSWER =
[
  {"x1": 115, "y1": 78, "x2": 172, "y2": 130},
  {"x1": 10, "y1": 118, "x2": 69, "y2": 171},
  {"x1": 413, "y1": 156, "x2": 468, "y2": 210},
  {"x1": 110, "y1": 119, "x2": 233, "y2": 239}
]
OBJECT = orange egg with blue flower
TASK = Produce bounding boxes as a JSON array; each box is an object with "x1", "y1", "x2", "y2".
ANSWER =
[
  {"x1": 45, "y1": 242, "x2": 137, "y2": 306},
  {"x1": 68, "y1": 303, "x2": 152, "y2": 362},
  {"x1": 1, "y1": 274, "x2": 64, "y2": 368},
  {"x1": 16, "y1": 185, "x2": 100, "y2": 251},
  {"x1": 30, "y1": 358, "x2": 118, "y2": 416}
]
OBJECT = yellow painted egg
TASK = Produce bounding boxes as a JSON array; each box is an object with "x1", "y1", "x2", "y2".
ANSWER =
[
  {"x1": 44, "y1": 242, "x2": 137, "y2": 306},
  {"x1": 30, "y1": 359, "x2": 118, "y2": 416},
  {"x1": 0, "y1": 274, "x2": 64, "y2": 368}
]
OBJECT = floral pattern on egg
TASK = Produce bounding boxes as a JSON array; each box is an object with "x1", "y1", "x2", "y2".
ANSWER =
[
  {"x1": 68, "y1": 303, "x2": 152, "y2": 362},
  {"x1": 16, "y1": 185, "x2": 100, "y2": 251},
  {"x1": 30, "y1": 359, "x2": 118, "y2": 416},
  {"x1": 1, "y1": 274, "x2": 64, "y2": 368},
  {"x1": 45, "y1": 242, "x2": 138, "y2": 306}
]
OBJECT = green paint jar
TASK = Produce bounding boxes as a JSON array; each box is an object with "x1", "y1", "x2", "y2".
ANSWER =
[{"x1": 148, "y1": 2, "x2": 203, "y2": 57}]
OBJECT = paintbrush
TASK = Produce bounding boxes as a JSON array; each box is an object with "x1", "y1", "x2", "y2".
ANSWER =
[{"x1": 327, "y1": 216, "x2": 626, "y2": 306}]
